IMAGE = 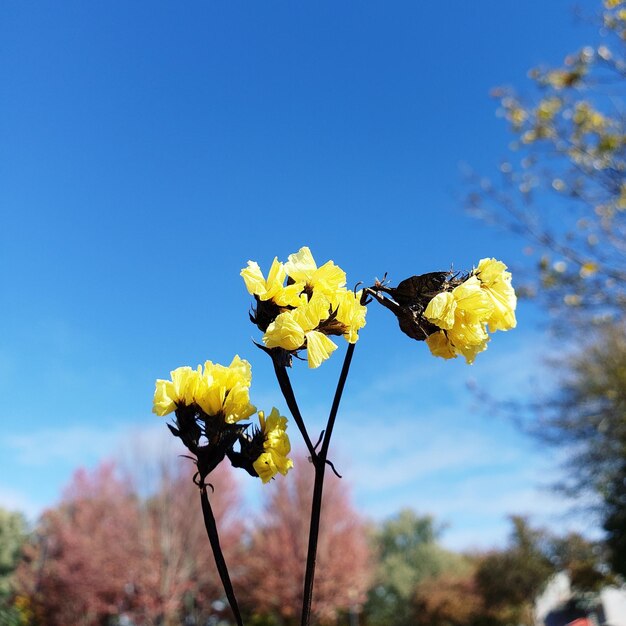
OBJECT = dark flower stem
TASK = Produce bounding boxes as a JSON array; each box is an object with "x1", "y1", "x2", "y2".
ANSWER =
[
  {"x1": 200, "y1": 486, "x2": 244, "y2": 626},
  {"x1": 272, "y1": 357, "x2": 317, "y2": 458},
  {"x1": 300, "y1": 341, "x2": 356, "y2": 626}
]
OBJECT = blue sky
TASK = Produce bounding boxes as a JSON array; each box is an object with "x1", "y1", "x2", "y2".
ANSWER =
[{"x1": 1, "y1": 0, "x2": 603, "y2": 549}]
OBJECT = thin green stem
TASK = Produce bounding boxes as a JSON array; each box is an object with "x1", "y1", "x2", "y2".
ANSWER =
[
  {"x1": 200, "y1": 486, "x2": 244, "y2": 626},
  {"x1": 300, "y1": 342, "x2": 356, "y2": 626}
]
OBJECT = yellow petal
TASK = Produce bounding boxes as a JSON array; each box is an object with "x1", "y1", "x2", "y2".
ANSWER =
[
  {"x1": 305, "y1": 330, "x2": 338, "y2": 368},
  {"x1": 153, "y1": 379, "x2": 177, "y2": 416},
  {"x1": 253, "y1": 452, "x2": 278, "y2": 484},
  {"x1": 171, "y1": 366, "x2": 200, "y2": 406},
  {"x1": 334, "y1": 289, "x2": 367, "y2": 343},
  {"x1": 273, "y1": 282, "x2": 306, "y2": 307},
  {"x1": 447, "y1": 311, "x2": 490, "y2": 364},
  {"x1": 226, "y1": 355, "x2": 253, "y2": 387},
  {"x1": 311, "y1": 260, "x2": 347, "y2": 295},
  {"x1": 223, "y1": 383, "x2": 256, "y2": 423},
  {"x1": 196, "y1": 381, "x2": 226, "y2": 416},
  {"x1": 292, "y1": 291, "x2": 331, "y2": 332},
  {"x1": 474, "y1": 258, "x2": 517, "y2": 332},
  {"x1": 425, "y1": 331, "x2": 456, "y2": 360},
  {"x1": 285, "y1": 246, "x2": 317, "y2": 283},
  {"x1": 424, "y1": 292, "x2": 457, "y2": 330},
  {"x1": 240, "y1": 261, "x2": 267, "y2": 296},
  {"x1": 263, "y1": 312, "x2": 305, "y2": 351},
  {"x1": 452, "y1": 276, "x2": 494, "y2": 324}
]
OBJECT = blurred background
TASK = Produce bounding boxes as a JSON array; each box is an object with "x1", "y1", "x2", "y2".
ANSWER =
[{"x1": 2, "y1": 0, "x2": 626, "y2": 624}]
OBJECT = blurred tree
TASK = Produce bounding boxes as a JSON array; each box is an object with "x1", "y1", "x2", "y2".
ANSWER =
[
  {"x1": 412, "y1": 572, "x2": 484, "y2": 626},
  {"x1": 535, "y1": 323, "x2": 626, "y2": 576},
  {"x1": 15, "y1": 459, "x2": 242, "y2": 626},
  {"x1": 242, "y1": 453, "x2": 372, "y2": 626},
  {"x1": 474, "y1": 516, "x2": 555, "y2": 626},
  {"x1": 466, "y1": 0, "x2": 626, "y2": 328},
  {"x1": 134, "y1": 458, "x2": 242, "y2": 625},
  {"x1": 16, "y1": 463, "x2": 144, "y2": 626},
  {"x1": 465, "y1": 0, "x2": 626, "y2": 576},
  {"x1": 0, "y1": 508, "x2": 28, "y2": 625},
  {"x1": 550, "y1": 531, "x2": 611, "y2": 593},
  {"x1": 364, "y1": 509, "x2": 471, "y2": 626}
]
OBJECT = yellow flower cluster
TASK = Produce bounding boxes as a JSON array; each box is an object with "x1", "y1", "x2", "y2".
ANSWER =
[
  {"x1": 241, "y1": 246, "x2": 367, "y2": 368},
  {"x1": 253, "y1": 408, "x2": 294, "y2": 483},
  {"x1": 153, "y1": 357, "x2": 293, "y2": 483},
  {"x1": 424, "y1": 258, "x2": 517, "y2": 364},
  {"x1": 152, "y1": 355, "x2": 256, "y2": 423}
]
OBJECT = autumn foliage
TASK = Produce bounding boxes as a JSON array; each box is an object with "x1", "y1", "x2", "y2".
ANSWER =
[
  {"x1": 14, "y1": 454, "x2": 371, "y2": 626},
  {"x1": 241, "y1": 453, "x2": 372, "y2": 624},
  {"x1": 17, "y1": 461, "x2": 241, "y2": 626}
]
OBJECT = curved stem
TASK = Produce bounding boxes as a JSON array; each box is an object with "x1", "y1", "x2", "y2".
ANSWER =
[
  {"x1": 200, "y1": 486, "x2": 244, "y2": 626},
  {"x1": 300, "y1": 342, "x2": 356, "y2": 626}
]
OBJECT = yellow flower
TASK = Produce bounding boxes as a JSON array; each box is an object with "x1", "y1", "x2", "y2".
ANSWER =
[
  {"x1": 153, "y1": 366, "x2": 202, "y2": 416},
  {"x1": 333, "y1": 289, "x2": 368, "y2": 343},
  {"x1": 473, "y1": 258, "x2": 517, "y2": 332},
  {"x1": 153, "y1": 357, "x2": 256, "y2": 423},
  {"x1": 284, "y1": 246, "x2": 347, "y2": 297},
  {"x1": 263, "y1": 292, "x2": 338, "y2": 368},
  {"x1": 241, "y1": 257, "x2": 304, "y2": 307},
  {"x1": 197, "y1": 356, "x2": 256, "y2": 423},
  {"x1": 424, "y1": 275, "x2": 493, "y2": 364},
  {"x1": 253, "y1": 408, "x2": 293, "y2": 483}
]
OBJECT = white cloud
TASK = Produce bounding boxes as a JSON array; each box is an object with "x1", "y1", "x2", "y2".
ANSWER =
[{"x1": 4, "y1": 424, "x2": 127, "y2": 467}]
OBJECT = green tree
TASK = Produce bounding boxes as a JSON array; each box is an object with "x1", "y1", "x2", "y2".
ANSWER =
[
  {"x1": 474, "y1": 517, "x2": 555, "y2": 626},
  {"x1": 0, "y1": 508, "x2": 28, "y2": 625},
  {"x1": 364, "y1": 509, "x2": 470, "y2": 626}
]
